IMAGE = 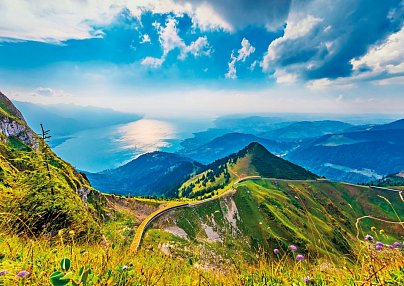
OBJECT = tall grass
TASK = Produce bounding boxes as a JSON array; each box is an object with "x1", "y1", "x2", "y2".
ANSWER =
[{"x1": 0, "y1": 229, "x2": 402, "y2": 285}]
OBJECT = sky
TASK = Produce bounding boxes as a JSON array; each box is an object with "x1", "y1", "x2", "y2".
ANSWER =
[{"x1": 0, "y1": 0, "x2": 403, "y2": 118}]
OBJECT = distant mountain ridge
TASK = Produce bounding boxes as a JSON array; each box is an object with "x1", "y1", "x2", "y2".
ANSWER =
[
  {"x1": 178, "y1": 132, "x2": 296, "y2": 164},
  {"x1": 287, "y1": 119, "x2": 404, "y2": 183},
  {"x1": 85, "y1": 151, "x2": 202, "y2": 197}
]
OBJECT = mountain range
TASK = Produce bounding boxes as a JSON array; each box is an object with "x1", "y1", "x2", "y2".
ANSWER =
[{"x1": 85, "y1": 152, "x2": 202, "y2": 197}]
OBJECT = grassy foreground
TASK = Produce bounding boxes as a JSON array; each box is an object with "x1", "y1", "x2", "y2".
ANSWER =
[{"x1": 0, "y1": 230, "x2": 403, "y2": 285}]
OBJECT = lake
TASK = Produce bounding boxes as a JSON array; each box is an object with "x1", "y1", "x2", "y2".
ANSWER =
[{"x1": 52, "y1": 118, "x2": 213, "y2": 172}]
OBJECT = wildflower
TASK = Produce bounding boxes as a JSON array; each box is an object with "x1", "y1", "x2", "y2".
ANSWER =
[
  {"x1": 364, "y1": 234, "x2": 374, "y2": 242},
  {"x1": 303, "y1": 276, "x2": 311, "y2": 283},
  {"x1": 16, "y1": 270, "x2": 30, "y2": 278},
  {"x1": 0, "y1": 270, "x2": 8, "y2": 276},
  {"x1": 289, "y1": 245, "x2": 298, "y2": 252},
  {"x1": 69, "y1": 230, "x2": 75, "y2": 237},
  {"x1": 371, "y1": 226, "x2": 376, "y2": 232},
  {"x1": 379, "y1": 229, "x2": 385, "y2": 235},
  {"x1": 387, "y1": 245, "x2": 394, "y2": 249},
  {"x1": 375, "y1": 244, "x2": 383, "y2": 251},
  {"x1": 58, "y1": 229, "x2": 64, "y2": 236},
  {"x1": 376, "y1": 241, "x2": 384, "y2": 247},
  {"x1": 296, "y1": 254, "x2": 304, "y2": 261},
  {"x1": 122, "y1": 265, "x2": 128, "y2": 271},
  {"x1": 392, "y1": 242, "x2": 402, "y2": 248},
  {"x1": 42, "y1": 224, "x2": 46, "y2": 229},
  {"x1": 273, "y1": 248, "x2": 279, "y2": 255}
]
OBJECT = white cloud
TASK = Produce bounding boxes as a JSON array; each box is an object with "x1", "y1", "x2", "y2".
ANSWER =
[
  {"x1": 351, "y1": 26, "x2": 404, "y2": 76},
  {"x1": 0, "y1": 0, "x2": 282, "y2": 42},
  {"x1": 237, "y1": 38, "x2": 255, "y2": 62},
  {"x1": 274, "y1": 70, "x2": 298, "y2": 84},
  {"x1": 262, "y1": 14, "x2": 323, "y2": 72},
  {"x1": 141, "y1": 57, "x2": 164, "y2": 68},
  {"x1": 140, "y1": 34, "x2": 151, "y2": 44},
  {"x1": 225, "y1": 38, "x2": 255, "y2": 79},
  {"x1": 225, "y1": 52, "x2": 237, "y2": 79},
  {"x1": 141, "y1": 18, "x2": 211, "y2": 68},
  {"x1": 32, "y1": 87, "x2": 68, "y2": 97},
  {"x1": 306, "y1": 78, "x2": 355, "y2": 91},
  {"x1": 0, "y1": 0, "x2": 126, "y2": 42}
]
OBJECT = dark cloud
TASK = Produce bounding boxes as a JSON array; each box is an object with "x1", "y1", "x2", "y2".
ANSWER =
[
  {"x1": 264, "y1": 0, "x2": 404, "y2": 80},
  {"x1": 178, "y1": 0, "x2": 292, "y2": 30}
]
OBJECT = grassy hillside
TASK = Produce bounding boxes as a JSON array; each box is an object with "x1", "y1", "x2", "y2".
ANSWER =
[
  {"x1": 179, "y1": 142, "x2": 317, "y2": 198},
  {"x1": 0, "y1": 92, "x2": 104, "y2": 240},
  {"x1": 149, "y1": 179, "x2": 404, "y2": 263}
]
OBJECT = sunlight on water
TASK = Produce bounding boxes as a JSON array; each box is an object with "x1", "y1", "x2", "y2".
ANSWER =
[{"x1": 117, "y1": 119, "x2": 176, "y2": 153}]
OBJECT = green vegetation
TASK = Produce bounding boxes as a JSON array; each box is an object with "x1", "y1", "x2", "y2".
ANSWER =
[
  {"x1": 179, "y1": 142, "x2": 317, "y2": 199},
  {"x1": 370, "y1": 172, "x2": 404, "y2": 187},
  {"x1": 0, "y1": 93, "x2": 403, "y2": 285}
]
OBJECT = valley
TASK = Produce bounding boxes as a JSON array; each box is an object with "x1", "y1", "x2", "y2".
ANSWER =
[{"x1": 0, "y1": 91, "x2": 403, "y2": 285}]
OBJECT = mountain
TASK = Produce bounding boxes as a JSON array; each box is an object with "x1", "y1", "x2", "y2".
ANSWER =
[
  {"x1": 13, "y1": 100, "x2": 141, "y2": 147},
  {"x1": 85, "y1": 151, "x2": 203, "y2": 197},
  {"x1": 179, "y1": 142, "x2": 318, "y2": 198},
  {"x1": 287, "y1": 119, "x2": 404, "y2": 183},
  {"x1": 178, "y1": 132, "x2": 297, "y2": 164},
  {"x1": 370, "y1": 171, "x2": 404, "y2": 187},
  {"x1": 0, "y1": 91, "x2": 103, "y2": 240},
  {"x1": 259, "y1": 120, "x2": 353, "y2": 141}
]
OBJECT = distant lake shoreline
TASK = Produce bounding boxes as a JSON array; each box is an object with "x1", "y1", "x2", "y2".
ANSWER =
[{"x1": 52, "y1": 118, "x2": 213, "y2": 172}]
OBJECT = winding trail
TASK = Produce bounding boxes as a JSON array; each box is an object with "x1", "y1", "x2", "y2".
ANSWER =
[
  {"x1": 130, "y1": 187, "x2": 236, "y2": 252},
  {"x1": 355, "y1": 215, "x2": 404, "y2": 240},
  {"x1": 130, "y1": 176, "x2": 404, "y2": 253}
]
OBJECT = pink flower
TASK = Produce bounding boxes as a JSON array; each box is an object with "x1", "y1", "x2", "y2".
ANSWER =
[
  {"x1": 16, "y1": 270, "x2": 30, "y2": 278},
  {"x1": 289, "y1": 245, "x2": 298, "y2": 252},
  {"x1": 296, "y1": 254, "x2": 304, "y2": 261}
]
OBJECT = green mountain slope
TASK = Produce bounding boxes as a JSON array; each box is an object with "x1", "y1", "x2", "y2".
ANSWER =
[
  {"x1": 0, "y1": 91, "x2": 103, "y2": 240},
  {"x1": 179, "y1": 142, "x2": 318, "y2": 198},
  {"x1": 370, "y1": 171, "x2": 404, "y2": 187},
  {"x1": 147, "y1": 178, "x2": 404, "y2": 263}
]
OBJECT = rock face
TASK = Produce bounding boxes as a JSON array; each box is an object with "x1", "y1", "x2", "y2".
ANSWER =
[
  {"x1": 0, "y1": 116, "x2": 39, "y2": 149},
  {"x1": 0, "y1": 91, "x2": 39, "y2": 150}
]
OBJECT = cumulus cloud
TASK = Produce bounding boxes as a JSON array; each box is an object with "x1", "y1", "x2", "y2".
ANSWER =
[
  {"x1": 140, "y1": 34, "x2": 151, "y2": 44},
  {"x1": 0, "y1": 0, "x2": 292, "y2": 42},
  {"x1": 141, "y1": 18, "x2": 211, "y2": 68},
  {"x1": 179, "y1": 0, "x2": 292, "y2": 31},
  {"x1": 225, "y1": 38, "x2": 255, "y2": 79},
  {"x1": 262, "y1": 0, "x2": 404, "y2": 84},
  {"x1": 32, "y1": 87, "x2": 66, "y2": 97},
  {"x1": 351, "y1": 26, "x2": 404, "y2": 82}
]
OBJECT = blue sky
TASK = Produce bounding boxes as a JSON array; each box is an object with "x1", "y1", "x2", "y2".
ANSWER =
[{"x1": 0, "y1": 0, "x2": 403, "y2": 117}]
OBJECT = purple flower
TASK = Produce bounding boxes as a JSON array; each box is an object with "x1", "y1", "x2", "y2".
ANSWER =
[
  {"x1": 387, "y1": 245, "x2": 394, "y2": 249},
  {"x1": 375, "y1": 244, "x2": 383, "y2": 251},
  {"x1": 296, "y1": 254, "x2": 305, "y2": 261},
  {"x1": 303, "y1": 276, "x2": 311, "y2": 283},
  {"x1": 16, "y1": 270, "x2": 30, "y2": 278},
  {"x1": 0, "y1": 270, "x2": 8, "y2": 276},
  {"x1": 289, "y1": 245, "x2": 298, "y2": 252},
  {"x1": 364, "y1": 234, "x2": 374, "y2": 242},
  {"x1": 376, "y1": 241, "x2": 384, "y2": 247},
  {"x1": 392, "y1": 242, "x2": 402, "y2": 248},
  {"x1": 273, "y1": 248, "x2": 280, "y2": 255},
  {"x1": 42, "y1": 224, "x2": 46, "y2": 229}
]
